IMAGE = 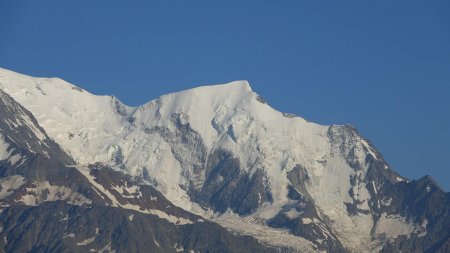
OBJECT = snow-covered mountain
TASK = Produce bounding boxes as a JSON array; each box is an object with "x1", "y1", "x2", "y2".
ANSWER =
[
  {"x1": 0, "y1": 67, "x2": 449, "y2": 253},
  {"x1": 0, "y1": 81, "x2": 277, "y2": 253}
]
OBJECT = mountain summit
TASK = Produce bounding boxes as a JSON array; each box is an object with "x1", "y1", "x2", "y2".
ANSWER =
[{"x1": 0, "y1": 68, "x2": 449, "y2": 253}]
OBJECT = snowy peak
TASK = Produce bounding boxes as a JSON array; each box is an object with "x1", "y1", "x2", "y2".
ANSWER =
[
  {"x1": 0, "y1": 67, "x2": 131, "y2": 115},
  {"x1": 0, "y1": 68, "x2": 134, "y2": 163},
  {"x1": 161, "y1": 80, "x2": 253, "y2": 100},
  {"x1": 0, "y1": 67, "x2": 85, "y2": 95},
  {"x1": 142, "y1": 80, "x2": 261, "y2": 125},
  {"x1": 144, "y1": 80, "x2": 257, "y2": 124},
  {"x1": 136, "y1": 80, "x2": 276, "y2": 147}
]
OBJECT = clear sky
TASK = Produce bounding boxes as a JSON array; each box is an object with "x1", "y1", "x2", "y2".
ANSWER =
[{"x1": 1, "y1": 1, "x2": 449, "y2": 190}]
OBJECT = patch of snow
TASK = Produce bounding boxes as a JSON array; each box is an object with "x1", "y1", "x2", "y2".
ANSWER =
[
  {"x1": 91, "y1": 243, "x2": 115, "y2": 253},
  {"x1": 360, "y1": 139, "x2": 378, "y2": 161},
  {"x1": 0, "y1": 134, "x2": 13, "y2": 161},
  {"x1": 418, "y1": 219, "x2": 428, "y2": 237},
  {"x1": 154, "y1": 239, "x2": 160, "y2": 248},
  {"x1": 0, "y1": 175, "x2": 26, "y2": 198},
  {"x1": 371, "y1": 181, "x2": 378, "y2": 194},
  {"x1": 375, "y1": 213, "x2": 419, "y2": 239},
  {"x1": 381, "y1": 198, "x2": 393, "y2": 206},
  {"x1": 302, "y1": 218, "x2": 313, "y2": 224},
  {"x1": 63, "y1": 233, "x2": 75, "y2": 238},
  {"x1": 421, "y1": 219, "x2": 428, "y2": 228},
  {"x1": 8, "y1": 154, "x2": 23, "y2": 166},
  {"x1": 77, "y1": 236, "x2": 96, "y2": 246},
  {"x1": 20, "y1": 181, "x2": 91, "y2": 206},
  {"x1": 126, "y1": 203, "x2": 193, "y2": 225},
  {"x1": 211, "y1": 211, "x2": 318, "y2": 252},
  {"x1": 111, "y1": 184, "x2": 142, "y2": 199},
  {"x1": 174, "y1": 243, "x2": 184, "y2": 252},
  {"x1": 285, "y1": 208, "x2": 301, "y2": 219}
]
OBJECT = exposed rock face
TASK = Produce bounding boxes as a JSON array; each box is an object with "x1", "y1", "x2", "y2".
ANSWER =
[
  {"x1": 376, "y1": 176, "x2": 450, "y2": 253},
  {"x1": 0, "y1": 202, "x2": 276, "y2": 253},
  {"x1": 0, "y1": 67, "x2": 449, "y2": 252},
  {"x1": 191, "y1": 149, "x2": 273, "y2": 215}
]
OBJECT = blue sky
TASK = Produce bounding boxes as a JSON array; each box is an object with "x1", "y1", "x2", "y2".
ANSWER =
[{"x1": 1, "y1": 1, "x2": 449, "y2": 190}]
